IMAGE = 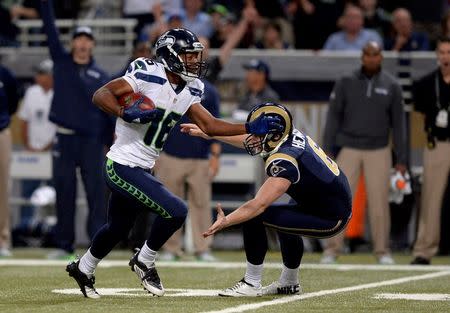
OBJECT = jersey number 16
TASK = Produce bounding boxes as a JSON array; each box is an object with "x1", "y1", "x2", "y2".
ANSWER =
[{"x1": 143, "y1": 108, "x2": 181, "y2": 149}]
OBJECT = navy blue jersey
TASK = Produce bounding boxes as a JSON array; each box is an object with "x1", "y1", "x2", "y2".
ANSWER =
[{"x1": 264, "y1": 129, "x2": 351, "y2": 219}]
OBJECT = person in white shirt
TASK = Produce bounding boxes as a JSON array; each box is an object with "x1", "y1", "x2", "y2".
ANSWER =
[{"x1": 17, "y1": 59, "x2": 55, "y2": 227}]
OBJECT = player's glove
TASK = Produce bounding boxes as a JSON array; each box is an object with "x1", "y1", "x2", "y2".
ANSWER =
[
  {"x1": 121, "y1": 99, "x2": 162, "y2": 124},
  {"x1": 245, "y1": 113, "x2": 284, "y2": 135}
]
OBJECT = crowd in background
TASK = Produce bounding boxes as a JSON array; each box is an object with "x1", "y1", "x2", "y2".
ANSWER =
[
  {"x1": 0, "y1": 0, "x2": 449, "y2": 264},
  {"x1": 0, "y1": 0, "x2": 449, "y2": 51}
]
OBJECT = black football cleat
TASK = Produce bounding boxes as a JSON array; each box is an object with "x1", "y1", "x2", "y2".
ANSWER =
[
  {"x1": 129, "y1": 250, "x2": 164, "y2": 296},
  {"x1": 66, "y1": 259, "x2": 100, "y2": 299}
]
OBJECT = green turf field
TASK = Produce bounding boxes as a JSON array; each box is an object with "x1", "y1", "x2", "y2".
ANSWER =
[{"x1": 1, "y1": 249, "x2": 450, "y2": 313}]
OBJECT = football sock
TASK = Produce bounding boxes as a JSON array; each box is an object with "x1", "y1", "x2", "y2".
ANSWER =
[
  {"x1": 244, "y1": 261, "x2": 263, "y2": 288},
  {"x1": 243, "y1": 217, "x2": 268, "y2": 265},
  {"x1": 278, "y1": 231, "x2": 303, "y2": 269},
  {"x1": 279, "y1": 264, "x2": 299, "y2": 286},
  {"x1": 138, "y1": 241, "x2": 157, "y2": 268},
  {"x1": 79, "y1": 249, "x2": 101, "y2": 278}
]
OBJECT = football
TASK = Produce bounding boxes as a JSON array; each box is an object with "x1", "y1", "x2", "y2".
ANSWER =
[{"x1": 117, "y1": 92, "x2": 156, "y2": 110}]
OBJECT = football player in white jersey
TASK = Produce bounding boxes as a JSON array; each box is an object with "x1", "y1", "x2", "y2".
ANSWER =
[{"x1": 66, "y1": 28, "x2": 283, "y2": 298}]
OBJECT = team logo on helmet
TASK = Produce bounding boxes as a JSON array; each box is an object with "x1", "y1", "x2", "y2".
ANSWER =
[{"x1": 155, "y1": 35, "x2": 175, "y2": 49}]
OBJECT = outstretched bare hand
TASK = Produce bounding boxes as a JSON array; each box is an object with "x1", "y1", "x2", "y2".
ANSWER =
[{"x1": 202, "y1": 204, "x2": 227, "y2": 238}]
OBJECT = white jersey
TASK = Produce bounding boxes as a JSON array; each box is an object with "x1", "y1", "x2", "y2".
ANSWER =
[
  {"x1": 107, "y1": 58, "x2": 204, "y2": 169},
  {"x1": 18, "y1": 84, "x2": 56, "y2": 150}
]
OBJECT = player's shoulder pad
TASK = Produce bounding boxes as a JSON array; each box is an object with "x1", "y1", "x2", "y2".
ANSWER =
[
  {"x1": 186, "y1": 78, "x2": 204, "y2": 98},
  {"x1": 264, "y1": 151, "x2": 300, "y2": 184},
  {"x1": 126, "y1": 57, "x2": 167, "y2": 85}
]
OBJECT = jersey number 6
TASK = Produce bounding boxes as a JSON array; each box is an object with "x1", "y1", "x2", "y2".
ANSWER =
[{"x1": 307, "y1": 136, "x2": 340, "y2": 176}]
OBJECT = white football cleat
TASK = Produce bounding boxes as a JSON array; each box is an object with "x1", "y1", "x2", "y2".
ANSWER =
[
  {"x1": 262, "y1": 281, "x2": 301, "y2": 296},
  {"x1": 218, "y1": 279, "x2": 262, "y2": 297}
]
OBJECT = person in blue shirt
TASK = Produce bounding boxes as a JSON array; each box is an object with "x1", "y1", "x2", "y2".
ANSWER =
[
  {"x1": 154, "y1": 79, "x2": 221, "y2": 262},
  {"x1": 183, "y1": 102, "x2": 352, "y2": 296},
  {"x1": 323, "y1": 4, "x2": 383, "y2": 51},
  {"x1": 40, "y1": 0, "x2": 113, "y2": 259},
  {"x1": 0, "y1": 63, "x2": 19, "y2": 257}
]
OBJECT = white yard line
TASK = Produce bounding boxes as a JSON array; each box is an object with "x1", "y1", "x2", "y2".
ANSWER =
[
  {"x1": 202, "y1": 271, "x2": 450, "y2": 313},
  {"x1": 0, "y1": 259, "x2": 449, "y2": 272}
]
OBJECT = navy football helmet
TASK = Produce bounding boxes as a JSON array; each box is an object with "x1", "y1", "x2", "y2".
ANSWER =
[
  {"x1": 244, "y1": 102, "x2": 293, "y2": 157},
  {"x1": 155, "y1": 28, "x2": 207, "y2": 82}
]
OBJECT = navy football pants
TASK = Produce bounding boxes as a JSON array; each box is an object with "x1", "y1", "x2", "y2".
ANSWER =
[
  {"x1": 244, "y1": 201, "x2": 352, "y2": 268},
  {"x1": 52, "y1": 133, "x2": 107, "y2": 253},
  {"x1": 90, "y1": 158, "x2": 187, "y2": 259}
]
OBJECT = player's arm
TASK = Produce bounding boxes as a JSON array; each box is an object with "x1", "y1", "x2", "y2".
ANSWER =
[
  {"x1": 203, "y1": 177, "x2": 291, "y2": 237},
  {"x1": 187, "y1": 103, "x2": 246, "y2": 136},
  {"x1": 180, "y1": 122, "x2": 247, "y2": 149},
  {"x1": 92, "y1": 78, "x2": 133, "y2": 118},
  {"x1": 187, "y1": 103, "x2": 283, "y2": 136},
  {"x1": 40, "y1": 0, "x2": 65, "y2": 59}
]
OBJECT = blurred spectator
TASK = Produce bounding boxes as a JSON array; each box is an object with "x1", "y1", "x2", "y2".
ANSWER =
[
  {"x1": 359, "y1": 0, "x2": 391, "y2": 37},
  {"x1": 203, "y1": 6, "x2": 259, "y2": 84},
  {"x1": 155, "y1": 79, "x2": 221, "y2": 262},
  {"x1": 182, "y1": 0, "x2": 213, "y2": 38},
  {"x1": 0, "y1": 63, "x2": 19, "y2": 257},
  {"x1": 289, "y1": 0, "x2": 345, "y2": 49},
  {"x1": 322, "y1": 42, "x2": 406, "y2": 265},
  {"x1": 411, "y1": 37, "x2": 450, "y2": 265},
  {"x1": 384, "y1": 8, "x2": 430, "y2": 52},
  {"x1": 114, "y1": 41, "x2": 151, "y2": 78},
  {"x1": 40, "y1": 0, "x2": 112, "y2": 259},
  {"x1": 254, "y1": 20, "x2": 291, "y2": 49},
  {"x1": 17, "y1": 59, "x2": 55, "y2": 228},
  {"x1": 146, "y1": 5, "x2": 183, "y2": 45},
  {"x1": 441, "y1": 10, "x2": 450, "y2": 38},
  {"x1": 323, "y1": 4, "x2": 383, "y2": 51},
  {"x1": 208, "y1": 4, "x2": 235, "y2": 48},
  {"x1": 122, "y1": 0, "x2": 158, "y2": 39},
  {"x1": 0, "y1": 1, "x2": 19, "y2": 46},
  {"x1": 52, "y1": 0, "x2": 81, "y2": 19},
  {"x1": 9, "y1": 0, "x2": 40, "y2": 20},
  {"x1": 233, "y1": 59, "x2": 280, "y2": 120},
  {"x1": 251, "y1": 0, "x2": 285, "y2": 19}
]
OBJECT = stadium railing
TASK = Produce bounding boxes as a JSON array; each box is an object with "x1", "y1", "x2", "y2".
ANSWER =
[{"x1": 10, "y1": 18, "x2": 137, "y2": 54}]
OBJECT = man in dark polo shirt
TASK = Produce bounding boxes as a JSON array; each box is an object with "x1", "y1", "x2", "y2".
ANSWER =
[{"x1": 154, "y1": 79, "x2": 221, "y2": 261}]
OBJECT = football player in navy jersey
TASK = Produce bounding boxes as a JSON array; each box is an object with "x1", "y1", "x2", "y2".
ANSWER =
[{"x1": 182, "y1": 102, "x2": 352, "y2": 296}]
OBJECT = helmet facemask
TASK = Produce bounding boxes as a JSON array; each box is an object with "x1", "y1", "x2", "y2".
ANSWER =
[{"x1": 244, "y1": 131, "x2": 285, "y2": 157}]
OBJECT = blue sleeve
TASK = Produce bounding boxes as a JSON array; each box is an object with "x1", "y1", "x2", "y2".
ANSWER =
[
  {"x1": 40, "y1": 0, "x2": 65, "y2": 60},
  {"x1": 323, "y1": 35, "x2": 335, "y2": 50},
  {"x1": 265, "y1": 153, "x2": 300, "y2": 184}
]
